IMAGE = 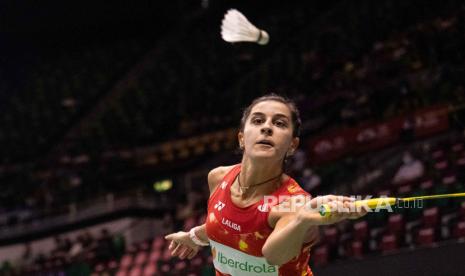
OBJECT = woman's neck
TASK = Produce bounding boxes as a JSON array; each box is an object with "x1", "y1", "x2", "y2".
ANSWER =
[{"x1": 239, "y1": 157, "x2": 283, "y2": 189}]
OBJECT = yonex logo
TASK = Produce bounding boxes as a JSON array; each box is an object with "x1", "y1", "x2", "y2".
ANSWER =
[
  {"x1": 257, "y1": 204, "x2": 269, "y2": 212},
  {"x1": 221, "y1": 181, "x2": 228, "y2": 190},
  {"x1": 214, "y1": 201, "x2": 226, "y2": 211}
]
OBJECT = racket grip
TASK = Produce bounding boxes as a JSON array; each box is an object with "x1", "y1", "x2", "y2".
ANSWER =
[{"x1": 319, "y1": 197, "x2": 397, "y2": 217}]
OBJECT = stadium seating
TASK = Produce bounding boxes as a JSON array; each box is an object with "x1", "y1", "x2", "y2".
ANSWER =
[{"x1": 2, "y1": 1, "x2": 465, "y2": 274}]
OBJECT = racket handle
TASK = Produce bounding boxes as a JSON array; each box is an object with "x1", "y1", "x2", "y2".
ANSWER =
[{"x1": 319, "y1": 197, "x2": 397, "y2": 217}]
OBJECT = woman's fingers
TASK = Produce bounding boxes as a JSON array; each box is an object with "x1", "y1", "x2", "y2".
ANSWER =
[
  {"x1": 179, "y1": 247, "x2": 192, "y2": 259},
  {"x1": 164, "y1": 232, "x2": 178, "y2": 241},
  {"x1": 348, "y1": 204, "x2": 368, "y2": 219},
  {"x1": 325, "y1": 195, "x2": 354, "y2": 203},
  {"x1": 301, "y1": 196, "x2": 369, "y2": 225},
  {"x1": 171, "y1": 242, "x2": 184, "y2": 256},
  {"x1": 168, "y1": 240, "x2": 176, "y2": 251},
  {"x1": 328, "y1": 201, "x2": 346, "y2": 213},
  {"x1": 164, "y1": 230, "x2": 202, "y2": 259},
  {"x1": 187, "y1": 249, "x2": 198, "y2": 259}
]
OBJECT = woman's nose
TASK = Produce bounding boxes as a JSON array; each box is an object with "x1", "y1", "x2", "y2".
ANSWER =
[{"x1": 261, "y1": 127, "x2": 272, "y2": 136}]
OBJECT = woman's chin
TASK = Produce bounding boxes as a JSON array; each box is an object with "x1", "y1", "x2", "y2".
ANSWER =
[{"x1": 249, "y1": 151, "x2": 278, "y2": 160}]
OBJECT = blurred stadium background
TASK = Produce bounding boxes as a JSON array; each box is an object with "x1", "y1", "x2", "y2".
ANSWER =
[{"x1": 1, "y1": 0, "x2": 465, "y2": 275}]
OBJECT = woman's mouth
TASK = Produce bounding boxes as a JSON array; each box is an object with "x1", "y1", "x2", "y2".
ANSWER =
[{"x1": 256, "y1": 140, "x2": 274, "y2": 147}]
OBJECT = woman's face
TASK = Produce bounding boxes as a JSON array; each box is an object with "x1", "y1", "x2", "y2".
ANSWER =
[{"x1": 239, "y1": 100, "x2": 299, "y2": 161}]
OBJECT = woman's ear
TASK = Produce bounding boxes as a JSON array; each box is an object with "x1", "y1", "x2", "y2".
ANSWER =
[
  {"x1": 238, "y1": 132, "x2": 244, "y2": 149},
  {"x1": 288, "y1": 137, "x2": 300, "y2": 156}
]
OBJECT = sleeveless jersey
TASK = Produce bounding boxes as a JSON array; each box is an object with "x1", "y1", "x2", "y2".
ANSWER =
[{"x1": 205, "y1": 165, "x2": 313, "y2": 276}]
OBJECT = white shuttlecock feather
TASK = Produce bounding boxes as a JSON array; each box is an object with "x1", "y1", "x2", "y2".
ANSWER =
[{"x1": 221, "y1": 9, "x2": 269, "y2": 45}]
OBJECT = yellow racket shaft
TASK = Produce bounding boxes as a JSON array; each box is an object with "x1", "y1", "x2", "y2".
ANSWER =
[
  {"x1": 319, "y1": 192, "x2": 465, "y2": 217},
  {"x1": 401, "y1": 192, "x2": 465, "y2": 202}
]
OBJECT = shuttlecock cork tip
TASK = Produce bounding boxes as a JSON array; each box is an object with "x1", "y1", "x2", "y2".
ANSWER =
[{"x1": 257, "y1": 30, "x2": 269, "y2": 45}]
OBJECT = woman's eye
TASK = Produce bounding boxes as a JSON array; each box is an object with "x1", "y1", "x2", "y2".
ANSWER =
[
  {"x1": 252, "y1": 118, "x2": 263, "y2": 124},
  {"x1": 275, "y1": 121, "x2": 286, "y2": 127}
]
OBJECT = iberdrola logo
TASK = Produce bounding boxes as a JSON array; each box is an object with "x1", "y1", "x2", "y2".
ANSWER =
[{"x1": 216, "y1": 251, "x2": 277, "y2": 273}]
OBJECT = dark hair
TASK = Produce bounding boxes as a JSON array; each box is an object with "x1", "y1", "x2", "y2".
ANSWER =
[{"x1": 239, "y1": 94, "x2": 301, "y2": 137}]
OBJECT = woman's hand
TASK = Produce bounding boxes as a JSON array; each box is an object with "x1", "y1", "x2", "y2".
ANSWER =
[
  {"x1": 164, "y1": 231, "x2": 200, "y2": 260},
  {"x1": 297, "y1": 195, "x2": 367, "y2": 226}
]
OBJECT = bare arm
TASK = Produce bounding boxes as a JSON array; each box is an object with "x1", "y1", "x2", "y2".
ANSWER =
[
  {"x1": 262, "y1": 195, "x2": 365, "y2": 266},
  {"x1": 262, "y1": 213, "x2": 312, "y2": 266},
  {"x1": 192, "y1": 223, "x2": 208, "y2": 241},
  {"x1": 165, "y1": 165, "x2": 234, "y2": 259},
  {"x1": 191, "y1": 166, "x2": 235, "y2": 242},
  {"x1": 207, "y1": 166, "x2": 233, "y2": 196}
]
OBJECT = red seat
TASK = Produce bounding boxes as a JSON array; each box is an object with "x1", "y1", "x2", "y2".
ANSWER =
[
  {"x1": 416, "y1": 227, "x2": 435, "y2": 246},
  {"x1": 442, "y1": 174, "x2": 456, "y2": 185},
  {"x1": 134, "y1": 252, "x2": 148, "y2": 266},
  {"x1": 190, "y1": 256, "x2": 203, "y2": 269},
  {"x1": 149, "y1": 249, "x2": 161, "y2": 263},
  {"x1": 197, "y1": 214, "x2": 207, "y2": 225},
  {"x1": 85, "y1": 251, "x2": 97, "y2": 262},
  {"x1": 160, "y1": 263, "x2": 171, "y2": 274},
  {"x1": 174, "y1": 261, "x2": 187, "y2": 272},
  {"x1": 452, "y1": 143, "x2": 464, "y2": 153},
  {"x1": 94, "y1": 263, "x2": 105, "y2": 273},
  {"x1": 143, "y1": 263, "x2": 158, "y2": 276},
  {"x1": 459, "y1": 202, "x2": 465, "y2": 219},
  {"x1": 422, "y1": 207, "x2": 439, "y2": 227},
  {"x1": 397, "y1": 185, "x2": 412, "y2": 195},
  {"x1": 432, "y1": 150, "x2": 444, "y2": 159},
  {"x1": 162, "y1": 249, "x2": 172, "y2": 261},
  {"x1": 420, "y1": 179, "x2": 434, "y2": 191},
  {"x1": 353, "y1": 221, "x2": 368, "y2": 241},
  {"x1": 119, "y1": 254, "x2": 133, "y2": 270},
  {"x1": 377, "y1": 189, "x2": 391, "y2": 197},
  {"x1": 183, "y1": 217, "x2": 196, "y2": 231},
  {"x1": 138, "y1": 241, "x2": 150, "y2": 251},
  {"x1": 313, "y1": 245, "x2": 329, "y2": 266},
  {"x1": 323, "y1": 227, "x2": 338, "y2": 246},
  {"x1": 115, "y1": 268, "x2": 128, "y2": 276},
  {"x1": 380, "y1": 234, "x2": 398, "y2": 253},
  {"x1": 434, "y1": 160, "x2": 448, "y2": 171},
  {"x1": 129, "y1": 266, "x2": 142, "y2": 276},
  {"x1": 348, "y1": 240, "x2": 363, "y2": 258},
  {"x1": 108, "y1": 260, "x2": 118, "y2": 270},
  {"x1": 456, "y1": 156, "x2": 465, "y2": 166},
  {"x1": 452, "y1": 221, "x2": 465, "y2": 238},
  {"x1": 151, "y1": 236, "x2": 164, "y2": 250},
  {"x1": 388, "y1": 214, "x2": 404, "y2": 234}
]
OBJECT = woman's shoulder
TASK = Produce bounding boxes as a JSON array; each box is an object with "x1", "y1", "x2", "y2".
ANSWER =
[
  {"x1": 282, "y1": 175, "x2": 309, "y2": 195},
  {"x1": 207, "y1": 164, "x2": 239, "y2": 193}
]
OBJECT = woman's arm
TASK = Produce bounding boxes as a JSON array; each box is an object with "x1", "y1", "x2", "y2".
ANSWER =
[
  {"x1": 304, "y1": 225, "x2": 320, "y2": 246},
  {"x1": 165, "y1": 165, "x2": 234, "y2": 259},
  {"x1": 207, "y1": 166, "x2": 233, "y2": 196},
  {"x1": 191, "y1": 223, "x2": 208, "y2": 242},
  {"x1": 262, "y1": 213, "x2": 313, "y2": 266},
  {"x1": 262, "y1": 195, "x2": 365, "y2": 266}
]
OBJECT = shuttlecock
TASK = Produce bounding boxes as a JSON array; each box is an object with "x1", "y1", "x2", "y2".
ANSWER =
[{"x1": 221, "y1": 9, "x2": 269, "y2": 45}]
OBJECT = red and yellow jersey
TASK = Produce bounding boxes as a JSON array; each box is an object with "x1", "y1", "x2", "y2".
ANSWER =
[{"x1": 205, "y1": 165, "x2": 313, "y2": 276}]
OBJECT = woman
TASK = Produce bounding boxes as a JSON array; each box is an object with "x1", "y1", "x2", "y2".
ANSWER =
[{"x1": 165, "y1": 94, "x2": 366, "y2": 275}]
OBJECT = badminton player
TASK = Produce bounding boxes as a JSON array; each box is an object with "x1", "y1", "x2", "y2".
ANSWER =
[{"x1": 165, "y1": 94, "x2": 366, "y2": 275}]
